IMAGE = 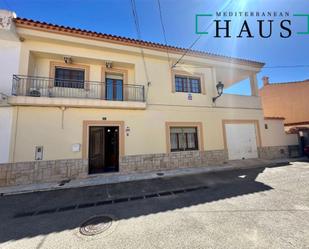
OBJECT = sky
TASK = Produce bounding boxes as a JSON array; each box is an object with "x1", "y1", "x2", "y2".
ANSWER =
[{"x1": 1, "y1": 0, "x2": 308, "y2": 95}]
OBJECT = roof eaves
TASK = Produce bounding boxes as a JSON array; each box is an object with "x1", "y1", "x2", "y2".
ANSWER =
[
  {"x1": 264, "y1": 117, "x2": 285, "y2": 120},
  {"x1": 268, "y1": 79, "x2": 309, "y2": 85},
  {"x1": 284, "y1": 121, "x2": 309, "y2": 126},
  {"x1": 14, "y1": 17, "x2": 265, "y2": 67}
]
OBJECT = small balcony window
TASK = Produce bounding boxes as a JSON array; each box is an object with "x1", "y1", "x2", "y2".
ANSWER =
[
  {"x1": 170, "y1": 127, "x2": 198, "y2": 152},
  {"x1": 175, "y1": 75, "x2": 201, "y2": 93},
  {"x1": 54, "y1": 67, "x2": 85, "y2": 88}
]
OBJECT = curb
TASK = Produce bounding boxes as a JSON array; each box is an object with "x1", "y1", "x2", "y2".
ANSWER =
[{"x1": 0, "y1": 159, "x2": 297, "y2": 196}]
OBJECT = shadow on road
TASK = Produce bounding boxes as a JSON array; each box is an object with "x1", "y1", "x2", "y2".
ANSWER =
[{"x1": 0, "y1": 163, "x2": 292, "y2": 243}]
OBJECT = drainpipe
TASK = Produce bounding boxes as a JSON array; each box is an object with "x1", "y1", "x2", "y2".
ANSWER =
[{"x1": 60, "y1": 106, "x2": 66, "y2": 129}]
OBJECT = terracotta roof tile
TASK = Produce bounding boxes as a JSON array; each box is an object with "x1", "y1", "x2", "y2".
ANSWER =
[
  {"x1": 266, "y1": 79, "x2": 309, "y2": 86},
  {"x1": 264, "y1": 117, "x2": 285, "y2": 120},
  {"x1": 284, "y1": 121, "x2": 309, "y2": 126},
  {"x1": 14, "y1": 17, "x2": 264, "y2": 67}
]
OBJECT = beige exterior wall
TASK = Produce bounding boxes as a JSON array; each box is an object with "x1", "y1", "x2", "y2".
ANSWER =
[
  {"x1": 4, "y1": 23, "x2": 286, "y2": 164},
  {"x1": 1, "y1": 12, "x2": 301, "y2": 187},
  {"x1": 15, "y1": 29, "x2": 261, "y2": 109},
  {"x1": 10, "y1": 105, "x2": 267, "y2": 162},
  {"x1": 17, "y1": 39, "x2": 213, "y2": 107}
]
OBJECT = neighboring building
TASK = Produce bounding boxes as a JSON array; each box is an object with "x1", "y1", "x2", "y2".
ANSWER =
[
  {"x1": 260, "y1": 76, "x2": 309, "y2": 130},
  {"x1": 260, "y1": 76, "x2": 309, "y2": 153},
  {"x1": 0, "y1": 10, "x2": 298, "y2": 187}
]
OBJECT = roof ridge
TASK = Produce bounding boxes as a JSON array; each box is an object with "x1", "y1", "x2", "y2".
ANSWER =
[
  {"x1": 264, "y1": 116, "x2": 285, "y2": 120},
  {"x1": 268, "y1": 79, "x2": 309, "y2": 85},
  {"x1": 14, "y1": 17, "x2": 265, "y2": 67}
]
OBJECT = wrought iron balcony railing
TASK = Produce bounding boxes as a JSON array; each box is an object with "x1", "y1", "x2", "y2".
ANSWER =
[{"x1": 12, "y1": 75, "x2": 145, "y2": 102}]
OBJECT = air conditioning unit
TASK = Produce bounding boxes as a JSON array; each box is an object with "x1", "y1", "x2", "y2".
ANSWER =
[
  {"x1": 0, "y1": 93, "x2": 8, "y2": 105},
  {"x1": 29, "y1": 89, "x2": 41, "y2": 97}
]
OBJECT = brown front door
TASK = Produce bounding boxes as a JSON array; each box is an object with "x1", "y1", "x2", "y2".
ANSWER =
[
  {"x1": 88, "y1": 126, "x2": 119, "y2": 174},
  {"x1": 104, "y1": 127, "x2": 119, "y2": 172}
]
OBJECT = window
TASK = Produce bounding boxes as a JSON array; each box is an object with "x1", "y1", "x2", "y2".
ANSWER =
[
  {"x1": 54, "y1": 67, "x2": 85, "y2": 88},
  {"x1": 175, "y1": 75, "x2": 201, "y2": 93},
  {"x1": 105, "y1": 73, "x2": 123, "y2": 101},
  {"x1": 170, "y1": 127, "x2": 198, "y2": 152}
]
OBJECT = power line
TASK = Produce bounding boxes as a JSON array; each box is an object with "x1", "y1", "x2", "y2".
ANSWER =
[
  {"x1": 263, "y1": 65, "x2": 309, "y2": 69},
  {"x1": 173, "y1": 64, "x2": 309, "y2": 69},
  {"x1": 156, "y1": 0, "x2": 171, "y2": 65},
  {"x1": 129, "y1": 0, "x2": 150, "y2": 85},
  {"x1": 172, "y1": 0, "x2": 234, "y2": 68},
  {"x1": 171, "y1": 27, "x2": 209, "y2": 69}
]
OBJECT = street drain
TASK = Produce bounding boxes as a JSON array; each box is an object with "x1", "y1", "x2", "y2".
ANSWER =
[
  {"x1": 79, "y1": 215, "x2": 113, "y2": 236},
  {"x1": 58, "y1": 179, "x2": 71, "y2": 186}
]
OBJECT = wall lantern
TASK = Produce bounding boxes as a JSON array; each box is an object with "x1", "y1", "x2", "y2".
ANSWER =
[
  {"x1": 212, "y1": 81, "x2": 224, "y2": 103},
  {"x1": 105, "y1": 61, "x2": 113, "y2": 68},
  {"x1": 63, "y1": 56, "x2": 72, "y2": 64}
]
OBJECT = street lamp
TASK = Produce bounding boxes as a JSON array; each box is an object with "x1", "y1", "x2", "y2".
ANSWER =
[{"x1": 212, "y1": 81, "x2": 224, "y2": 103}]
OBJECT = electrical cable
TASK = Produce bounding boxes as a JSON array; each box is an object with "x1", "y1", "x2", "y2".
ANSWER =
[
  {"x1": 172, "y1": 0, "x2": 234, "y2": 68},
  {"x1": 157, "y1": 0, "x2": 171, "y2": 65}
]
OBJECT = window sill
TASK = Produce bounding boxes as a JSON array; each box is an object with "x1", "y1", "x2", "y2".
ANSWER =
[
  {"x1": 170, "y1": 149, "x2": 199, "y2": 152},
  {"x1": 172, "y1": 91, "x2": 204, "y2": 95}
]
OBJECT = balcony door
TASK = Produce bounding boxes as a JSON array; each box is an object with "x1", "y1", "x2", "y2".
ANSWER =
[{"x1": 105, "y1": 73, "x2": 123, "y2": 101}]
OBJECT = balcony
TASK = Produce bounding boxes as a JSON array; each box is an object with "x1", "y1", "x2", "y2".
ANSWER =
[
  {"x1": 215, "y1": 93, "x2": 262, "y2": 109},
  {"x1": 9, "y1": 75, "x2": 146, "y2": 109}
]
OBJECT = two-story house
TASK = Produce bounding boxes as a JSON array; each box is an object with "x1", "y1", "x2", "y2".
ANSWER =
[{"x1": 0, "y1": 10, "x2": 297, "y2": 187}]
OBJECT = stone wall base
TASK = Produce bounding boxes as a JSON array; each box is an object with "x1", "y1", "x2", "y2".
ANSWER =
[
  {"x1": 119, "y1": 150, "x2": 228, "y2": 173},
  {"x1": 0, "y1": 159, "x2": 88, "y2": 187},
  {"x1": 258, "y1": 145, "x2": 300, "y2": 160},
  {"x1": 0, "y1": 146, "x2": 300, "y2": 188},
  {"x1": 0, "y1": 150, "x2": 228, "y2": 187}
]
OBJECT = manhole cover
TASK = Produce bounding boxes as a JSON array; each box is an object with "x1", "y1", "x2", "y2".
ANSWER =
[{"x1": 79, "y1": 215, "x2": 113, "y2": 236}]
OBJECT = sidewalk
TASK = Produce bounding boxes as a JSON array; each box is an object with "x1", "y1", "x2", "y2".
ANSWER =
[{"x1": 0, "y1": 157, "x2": 305, "y2": 196}]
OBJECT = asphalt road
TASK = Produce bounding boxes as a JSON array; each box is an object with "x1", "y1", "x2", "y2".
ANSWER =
[{"x1": 0, "y1": 160, "x2": 308, "y2": 249}]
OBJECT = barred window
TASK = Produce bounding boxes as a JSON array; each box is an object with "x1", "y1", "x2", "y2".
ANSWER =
[
  {"x1": 175, "y1": 75, "x2": 201, "y2": 93},
  {"x1": 170, "y1": 127, "x2": 198, "y2": 152}
]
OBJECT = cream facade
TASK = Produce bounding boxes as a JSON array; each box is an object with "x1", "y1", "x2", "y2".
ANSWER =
[{"x1": 0, "y1": 10, "x2": 298, "y2": 186}]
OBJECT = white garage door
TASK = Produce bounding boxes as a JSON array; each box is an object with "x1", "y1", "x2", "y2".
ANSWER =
[{"x1": 225, "y1": 123, "x2": 258, "y2": 160}]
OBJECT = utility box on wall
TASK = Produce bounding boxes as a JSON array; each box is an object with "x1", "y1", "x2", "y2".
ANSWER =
[
  {"x1": 35, "y1": 146, "x2": 43, "y2": 160},
  {"x1": 72, "y1": 143, "x2": 81, "y2": 152}
]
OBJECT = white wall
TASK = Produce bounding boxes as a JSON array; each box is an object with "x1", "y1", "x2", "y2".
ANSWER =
[
  {"x1": 263, "y1": 119, "x2": 298, "y2": 146},
  {"x1": 0, "y1": 40, "x2": 21, "y2": 95},
  {"x1": 0, "y1": 107, "x2": 13, "y2": 163},
  {"x1": 0, "y1": 9, "x2": 21, "y2": 95},
  {"x1": 0, "y1": 10, "x2": 21, "y2": 162}
]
